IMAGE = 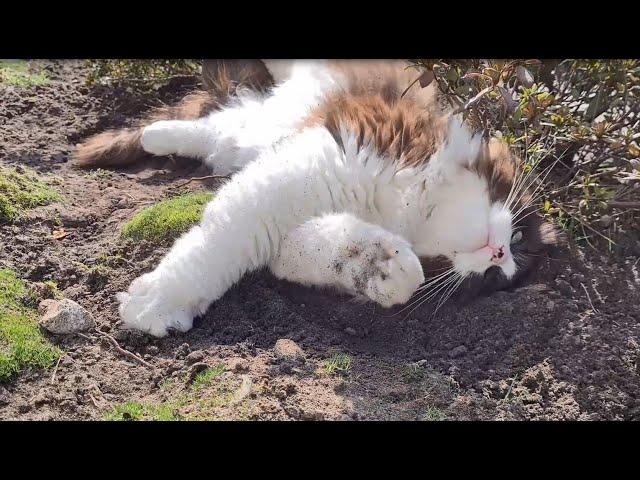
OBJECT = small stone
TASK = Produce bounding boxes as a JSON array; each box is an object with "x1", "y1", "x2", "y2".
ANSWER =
[
  {"x1": 146, "y1": 345, "x2": 159, "y2": 355},
  {"x1": 279, "y1": 363, "x2": 293, "y2": 374},
  {"x1": 38, "y1": 299, "x2": 96, "y2": 334},
  {"x1": 546, "y1": 300, "x2": 556, "y2": 311},
  {"x1": 186, "y1": 362, "x2": 209, "y2": 383},
  {"x1": 555, "y1": 279, "x2": 573, "y2": 297},
  {"x1": 174, "y1": 343, "x2": 191, "y2": 359},
  {"x1": 274, "y1": 339, "x2": 305, "y2": 361},
  {"x1": 450, "y1": 345, "x2": 468, "y2": 358},
  {"x1": 569, "y1": 273, "x2": 586, "y2": 288},
  {"x1": 345, "y1": 327, "x2": 357, "y2": 336},
  {"x1": 598, "y1": 215, "x2": 613, "y2": 228},
  {"x1": 0, "y1": 387, "x2": 9, "y2": 406},
  {"x1": 185, "y1": 350, "x2": 205, "y2": 364},
  {"x1": 228, "y1": 357, "x2": 249, "y2": 373},
  {"x1": 232, "y1": 375, "x2": 253, "y2": 403},
  {"x1": 32, "y1": 391, "x2": 49, "y2": 406},
  {"x1": 301, "y1": 410, "x2": 324, "y2": 421}
]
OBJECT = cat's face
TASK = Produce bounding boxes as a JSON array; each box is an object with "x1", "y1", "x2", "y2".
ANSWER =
[{"x1": 415, "y1": 135, "x2": 559, "y2": 294}]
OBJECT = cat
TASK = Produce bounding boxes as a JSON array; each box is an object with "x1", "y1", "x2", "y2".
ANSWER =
[{"x1": 73, "y1": 59, "x2": 559, "y2": 337}]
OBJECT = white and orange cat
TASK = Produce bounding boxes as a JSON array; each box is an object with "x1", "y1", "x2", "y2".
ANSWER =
[{"x1": 74, "y1": 60, "x2": 557, "y2": 337}]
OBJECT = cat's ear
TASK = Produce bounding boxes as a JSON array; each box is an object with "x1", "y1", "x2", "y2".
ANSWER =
[{"x1": 432, "y1": 116, "x2": 482, "y2": 178}]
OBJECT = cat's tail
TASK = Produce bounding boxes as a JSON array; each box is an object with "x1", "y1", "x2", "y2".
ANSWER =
[
  {"x1": 71, "y1": 60, "x2": 273, "y2": 168},
  {"x1": 71, "y1": 90, "x2": 220, "y2": 168}
]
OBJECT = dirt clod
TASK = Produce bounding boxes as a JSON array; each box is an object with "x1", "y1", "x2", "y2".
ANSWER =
[
  {"x1": 228, "y1": 357, "x2": 249, "y2": 373},
  {"x1": 274, "y1": 339, "x2": 305, "y2": 361},
  {"x1": 185, "y1": 350, "x2": 205, "y2": 364},
  {"x1": 450, "y1": 345, "x2": 468, "y2": 358},
  {"x1": 175, "y1": 343, "x2": 191, "y2": 359},
  {"x1": 185, "y1": 362, "x2": 209, "y2": 384}
]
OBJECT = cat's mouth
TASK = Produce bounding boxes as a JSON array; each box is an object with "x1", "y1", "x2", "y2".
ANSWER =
[{"x1": 453, "y1": 242, "x2": 516, "y2": 279}]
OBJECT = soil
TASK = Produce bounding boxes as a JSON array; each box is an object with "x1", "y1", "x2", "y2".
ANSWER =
[{"x1": 1, "y1": 61, "x2": 639, "y2": 421}]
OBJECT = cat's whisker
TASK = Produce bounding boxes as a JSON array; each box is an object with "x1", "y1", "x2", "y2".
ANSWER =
[
  {"x1": 509, "y1": 143, "x2": 572, "y2": 214},
  {"x1": 513, "y1": 207, "x2": 544, "y2": 227},
  {"x1": 392, "y1": 267, "x2": 458, "y2": 318},
  {"x1": 393, "y1": 272, "x2": 457, "y2": 317},
  {"x1": 509, "y1": 158, "x2": 558, "y2": 213},
  {"x1": 504, "y1": 161, "x2": 528, "y2": 212},
  {"x1": 416, "y1": 268, "x2": 456, "y2": 291},
  {"x1": 432, "y1": 273, "x2": 467, "y2": 317},
  {"x1": 399, "y1": 271, "x2": 462, "y2": 320},
  {"x1": 511, "y1": 198, "x2": 544, "y2": 222}
]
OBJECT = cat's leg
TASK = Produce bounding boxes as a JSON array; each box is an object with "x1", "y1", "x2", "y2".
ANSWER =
[
  {"x1": 117, "y1": 127, "x2": 341, "y2": 337},
  {"x1": 269, "y1": 213, "x2": 425, "y2": 308},
  {"x1": 140, "y1": 119, "x2": 217, "y2": 159},
  {"x1": 142, "y1": 61, "x2": 336, "y2": 173}
]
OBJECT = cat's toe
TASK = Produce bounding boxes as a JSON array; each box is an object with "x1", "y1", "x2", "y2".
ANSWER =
[
  {"x1": 367, "y1": 248, "x2": 424, "y2": 308},
  {"x1": 117, "y1": 277, "x2": 194, "y2": 337},
  {"x1": 346, "y1": 238, "x2": 424, "y2": 308}
]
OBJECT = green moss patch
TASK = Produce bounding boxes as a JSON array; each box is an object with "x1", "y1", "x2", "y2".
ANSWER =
[
  {"x1": 0, "y1": 269, "x2": 61, "y2": 382},
  {"x1": 191, "y1": 364, "x2": 226, "y2": 391},
  {"x1": 0, "y1": 60, "x2": 49, "y2": 87},
  {"x1": 105, "y1": 400, "x2": 182, "y2": 421},
  {"x1": 0, "y1": 165, "x2": 60, "y2": 222},
  {"x1": 105, "y1": 362, "x2": 250, "y2": 421},
  {"x1": 121, "y1": 192, "x2": 213, "y2": 242}
]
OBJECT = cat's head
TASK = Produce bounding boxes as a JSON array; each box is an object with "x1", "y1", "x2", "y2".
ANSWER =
[{"x1": 413, "y1": 119, "x2": 560, "y2": 294}]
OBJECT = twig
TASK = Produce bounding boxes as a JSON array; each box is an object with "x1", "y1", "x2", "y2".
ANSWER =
[
  {"x1": 558, "y1": 206, "x2": 618, "y2": 246},
  {"x1": 580, "y1": 282, "x2": 599, "y2": 314},
  {"x1": 88, "y1": 393, "x2": 101, "y2": 409},
  {"x1": 608, "y1": 201, "x2": 640, "y2": 209},
  {"x1": 96, "y1": 331, "x2": 155, "y2": 369},
  {"x1": 50, "y1": 355, "x2": 63, "y2": 384},
  {"x1": 171, "y1": 175, "x2": 230, "y2": 189},
  {"x1": 504, "y1": 375, "x2": 518, "y2": 401},
  {"x1": 452, "y1": 86, "x2": 494, "y2": 115}
]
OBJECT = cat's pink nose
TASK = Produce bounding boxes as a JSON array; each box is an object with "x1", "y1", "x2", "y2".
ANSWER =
[{"x1": 489, "y1": 245, "x2": 506, "y2": 265}]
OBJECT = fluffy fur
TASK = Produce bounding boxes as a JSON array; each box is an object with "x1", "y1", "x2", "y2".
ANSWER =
[{"x1": 74, "y1": 60, "x2": 558, "y2": 337}]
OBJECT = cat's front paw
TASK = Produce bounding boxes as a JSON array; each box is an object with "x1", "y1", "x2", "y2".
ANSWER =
[
  {"x1": 345, "y1": 237, "x2": 424, "y2": 308},
  {"x1": 116, "y1": 273, "x2": 194, "y2": 337}
]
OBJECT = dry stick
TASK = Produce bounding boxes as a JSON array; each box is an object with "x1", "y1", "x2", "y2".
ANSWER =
[
  {"x1": 88, "y1": 393, "x2": 101, "y2": 409},
  {"x1": 172, "y1": 175, "x2": 230, "y2": 189},
  {"x1": 504, "y1": 375, "x2": 518, "y2": 401},
  {"x1": 50, "y1": 355, "x2": 63, "y2": 384},
  {"x1": 452, "y1": 86, "x2": 494, "y2": 115},
  {"x1": 95, "y1": 331, "x2": 156, "y2": 369},
  {"x1": 558, "y1": 206, "x2": 618, "y2": 246},
  {"x1": 608, "y1": 200, "x2": 640, "y2": 209},
  {"x1": 580, "y1": 282, "x2": 599, "y2": 314}
]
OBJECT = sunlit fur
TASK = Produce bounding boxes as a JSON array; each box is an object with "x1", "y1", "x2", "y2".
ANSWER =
[{"x1": 86, "y1": 60, "x2": 558, "y2": 337}]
